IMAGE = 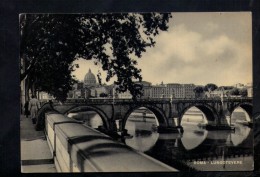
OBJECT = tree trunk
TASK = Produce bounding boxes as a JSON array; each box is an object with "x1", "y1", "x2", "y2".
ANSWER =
[
  {"x1": 25, "y1": 78, "x2": 30, "y2": 102},
  {"x1": 31, "y1": 82, "x2": 36, "y2": 97}
]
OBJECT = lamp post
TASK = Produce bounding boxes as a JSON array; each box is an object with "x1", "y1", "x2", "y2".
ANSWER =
[
  {"x1": 112, "y1": 86, "x2": 115, "y2": 104},
  {"x1": 170, "y1": 88, "x2": 175, "y2": 103}
]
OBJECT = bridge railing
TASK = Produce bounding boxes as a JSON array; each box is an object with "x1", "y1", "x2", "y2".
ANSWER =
[
  {"x1": 223, "y1": 97, "x2": 253, "y2": 101},
  {"x1": 39, "y1": 97, "x2": 252, "y2": 106}
]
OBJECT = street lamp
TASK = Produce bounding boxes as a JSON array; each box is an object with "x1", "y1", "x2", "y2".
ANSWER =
[
  {"x1": 112, "y1": 86, "x2": 115, "y2": 104},
  {"x1": 170, "y1": 89, "x2": 175, "y2": 103}
]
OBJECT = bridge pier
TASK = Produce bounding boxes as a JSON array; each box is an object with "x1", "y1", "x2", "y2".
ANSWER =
[
  {"x1": 225, "y1": 115, "x2": 232, "y2": 126},
  {"x1": 157, "y1": 117, "x2": 180, "y2": 134},
  {"x1": 157, "y1": 126, "x2": 179, "y2": 133},
  {"x1": 118, "y1": 119, "x2": 123, "y2": 131},
  {"x1": 205, "y1": 115, "x2": 235, "y2": 131},
  {"x1": 168, "y1": 117, "x2": 175, "y2": 127},
  {"x1": 175, "y1": 117, "x2": 184, "y2": 133},
  {"x1": 96, "y1": 119, "x2": 122, "y2": 139}
]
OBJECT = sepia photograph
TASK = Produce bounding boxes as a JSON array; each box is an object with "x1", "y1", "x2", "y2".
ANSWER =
[{"x1": 20, "y1": 12, "x2": 253, "y2": 173}]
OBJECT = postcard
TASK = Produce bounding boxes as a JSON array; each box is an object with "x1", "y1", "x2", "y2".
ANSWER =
[{"x1": 20, "y1": 12, "x2": 253, "y2": 172}]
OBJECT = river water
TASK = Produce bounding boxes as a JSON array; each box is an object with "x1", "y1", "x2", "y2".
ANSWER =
[{"x1": 67, "y1": 107, "x2": 253, "y2": 171}]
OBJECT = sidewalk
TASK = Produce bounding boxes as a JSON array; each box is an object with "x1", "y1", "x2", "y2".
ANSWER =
[{"x1": 20, "y1": 115, "x2": 56, "y2": 173}]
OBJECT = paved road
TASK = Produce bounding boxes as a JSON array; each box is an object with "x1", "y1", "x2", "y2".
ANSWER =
[{"x1": 20, "y1": 115, "x2": 56, "y2": 173}]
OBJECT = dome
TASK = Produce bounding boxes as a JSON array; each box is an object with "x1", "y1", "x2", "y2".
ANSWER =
[{"x1": 84, "y1": 69, "x2": 97, "y2": 86}]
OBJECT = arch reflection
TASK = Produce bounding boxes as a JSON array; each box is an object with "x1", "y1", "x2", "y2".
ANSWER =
[
  {"x1": 124, "y1": 107, "x2": 159, "y2": 152},
  {"x1": 230, "y1": 107, "x2": 252, "y2": 146},
  {"x1": 181, "y1": 107, "x2": 208, "y2": 150},
  {"x1": 67, "y1": 110, "x2": 103, "y2": 129}
]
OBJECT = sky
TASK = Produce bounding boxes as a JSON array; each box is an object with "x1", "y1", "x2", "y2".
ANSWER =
[{"x1": 72, "y1": 12, "x2": 252, "y2": 87}]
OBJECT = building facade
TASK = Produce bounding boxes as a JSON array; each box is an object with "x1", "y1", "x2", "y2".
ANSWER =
[
  {"x1": 84, "y1": 69, "x2": 97, "y2": 87},
  {"x1": 182, "y1": 84, "x2": 196, "y2": 98},
  {"x1": 116, "y1": 82, "x2": 196, "y2": 99}
]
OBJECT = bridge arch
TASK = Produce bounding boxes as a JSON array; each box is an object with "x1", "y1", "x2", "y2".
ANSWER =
[
  {"x1": 63, "y1": 105, "x2": 110, "y2": 129},
  {"x1": 179, "y1": 103, "x2": 219, "y2": 125},
  {"x1": 122, "y1": 105, "x2": 168, "y2": 130},
  {"x1": 230, "y1": 102, "x2": 253, "y2": 120}
]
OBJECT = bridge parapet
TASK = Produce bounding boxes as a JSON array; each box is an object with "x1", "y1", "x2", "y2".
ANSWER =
[
  {"x1": 45, "y1": 113, "x2": 177, "y2": 172},
  {"x1": 39, "y1": 97, "x2": 252, "y2": 104},
  {"x1": 223, "y1": 97, "x2": 253, "y2": 101}
]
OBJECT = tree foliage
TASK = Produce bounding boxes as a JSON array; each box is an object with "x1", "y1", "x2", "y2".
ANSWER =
[
  {"x1": 193, "y1": 86, "x2": 204, "y2": 98},
  {"x1": 217, "y1": 86, "x2": 234, "y2": 91},
  {"x1": 20, "y1": 13, "x2": 172, "y2": 101},
  {"x1": 204, "y1": 83, "x2": 218, "y2": 92},
  {"x1": 229, "y1": 88, "x2": 240, "y2": 96},
  {"x1": 193, "y1": 86, "x2": 204, "y2": 93},
  {"x1": 239, "y1": 88, "x2": 248, "y2": 97}
]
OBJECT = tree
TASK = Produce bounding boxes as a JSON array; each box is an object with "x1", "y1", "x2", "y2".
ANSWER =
[
  {"x1": 20, "y1": 13, "x2": 172, "y2": 101},
  {"x1": 239, "y1": 88, "x2": 248, "y2": 97},
  {"x1": 193, "y1": 86, "x2": 204, "y2": 98},
  {"x1": 229, "y1": 88, "x2": 240, "y2": 96},
  {"x1": 204, "y1": 83, "x2": 218, "y2": 92},
  {"x1": 217, "y1": 86, "x2": 234, "y2": 91}
]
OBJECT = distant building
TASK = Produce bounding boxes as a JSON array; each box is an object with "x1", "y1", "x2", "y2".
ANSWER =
[
  {"x1": 117, "y1": 81, "x2": 152, "y2": 99},
  {"x1": 247, "y1": 87, "x2": 253, "y2": 97},
  {"x1": 72, "y1": 82, "x2": 84, "y2": 90},
  {"x1": 77, "y1": 82, "x2": 84, "y2": 89},
  {"x1": 95, "y1": 86, "x2": 110, "y2": 98},
  {"x1": 68, "y1": 87, "x2": 91, "y2": 99},
  {"x1": 69, "y1": 69, "x2": 243, "y2": 100},
  {"x1": 166, "y1": 83, "x2": 182, "y2": 98},
  {"x1": 246, "y1": 82, "x2": 253, "y2": 97},
  {"x1": 165, "y1": 83, "x2": 195, "y2": 98},
  {"x1": 233, "y1": 83, "x2": 245, "y2": 89},
  {"x1": 205, "y1": 87, "x2": 230, "y2": 98},
  {"x1": 104, "y1": 85, "x2": 114, "y2": 98},
  {"x1": 116, "y1": 82, "x2": 196, "y2": 99},
  {"x1": 117, "y1": 90, "x2": 132, "y2": 99},
  {"x1": 84, "y1": 69, "x2": 97, "y2": 87},
  {"x1": 138, "y1": 81, "x2": 152, "y2": 98},
  {"x1": 68, "y1": 68, "x2": 99, "y2": 98},
  {"x1": 205, "y1": 90, "x2": 225, "y2": 98},
  {"x1": 182, "y1": 84, "x2": 196, "y2": 98},
  {"x1": 150, "y1": 84, "x2": 166, "y2": 98}
]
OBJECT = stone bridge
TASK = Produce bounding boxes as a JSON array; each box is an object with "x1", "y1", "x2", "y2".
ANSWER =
[{"x1": 42, "y1": 97, "x2": 252, "y2": 133}]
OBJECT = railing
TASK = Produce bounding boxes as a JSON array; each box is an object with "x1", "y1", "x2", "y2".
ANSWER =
[
  {"x1": 40, "y1": 97, "x2": 252, "y2": 105},
  {"x1": 223, "y1": 97, "x2": 253, "y2": 102}
]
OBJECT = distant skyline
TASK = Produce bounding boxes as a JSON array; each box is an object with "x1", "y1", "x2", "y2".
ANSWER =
[{"x1": 72, "y1": 12, "x2": 252, "y2": 86}]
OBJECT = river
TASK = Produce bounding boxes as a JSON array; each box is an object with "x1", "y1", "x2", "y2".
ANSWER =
[{"x1": 67, "y1": 107, "x2": 253, "y2": 171}]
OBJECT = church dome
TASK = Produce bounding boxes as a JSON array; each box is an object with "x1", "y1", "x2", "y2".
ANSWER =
[{"x1": 84, "y1": 69, "x2": 97, "y2": 86}]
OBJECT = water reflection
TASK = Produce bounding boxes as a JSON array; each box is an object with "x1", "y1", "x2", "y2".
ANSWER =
[
  {"x1": 181, "y1": 123, "x2": 208, "y2": 150},
  {"x1": 67, "y1": 107, "x2": 253, "y2": 171},
  {"x1": 124, "y1": 108, "x2": 253, "y2": 171},
  {"x1": 67, "y1": 111, "x2": 103, "y2": 128},
  {"x1": 231, "y1": 107, "x2": 251, "y2": 146},
  {"x1": 125, "y1": 116, "x2": 159, "y2": 152}
]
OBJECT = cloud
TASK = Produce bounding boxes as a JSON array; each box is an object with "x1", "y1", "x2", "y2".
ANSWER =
[{"x1": 138, "y1": 24, "x2": 252, "y2": 86}]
